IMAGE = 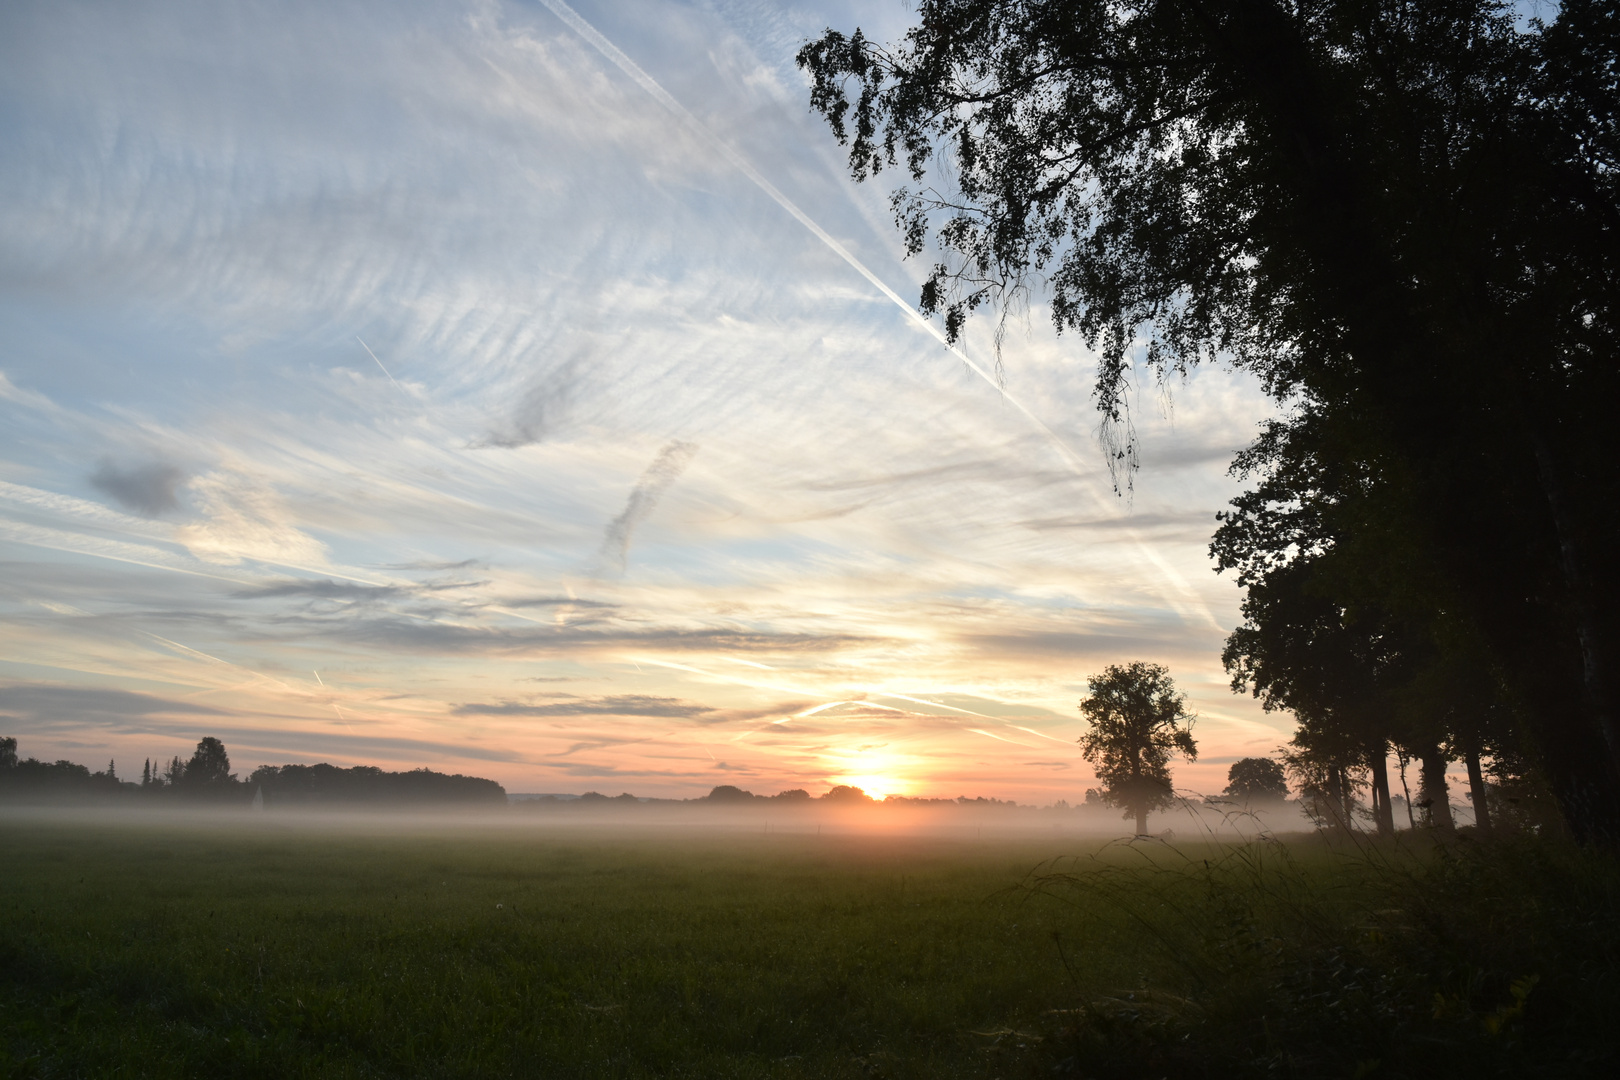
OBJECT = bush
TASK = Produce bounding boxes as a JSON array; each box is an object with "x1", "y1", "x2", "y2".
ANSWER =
[{"x1": 1031, "y1": 834, "x2": 1619, "y2": 1078}]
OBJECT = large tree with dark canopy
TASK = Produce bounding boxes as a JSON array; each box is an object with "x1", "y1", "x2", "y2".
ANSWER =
[
  {"x1": 1077, "y1": 661, "x2": 1198, "y2": 834},
  {"x1": 798, "y1": 0, "x2": 1620, "y2": 842}
]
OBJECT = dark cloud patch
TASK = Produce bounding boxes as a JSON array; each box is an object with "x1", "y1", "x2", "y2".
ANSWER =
[
  {"x1": 480, "y1": 354, "x2": 583, "y2": 449},
  {"x1": 271, "y1": 613, "x2": 873, "y2": 657},
  {"x1": 502, "y1": 595, "x2": 616, "y2": 609},
  {"x1": 0, "y1": 683, "x2": 226, "y2": 725},
  {"x1": 1022, "y1": 760, "x2": 1073, "y2": 769},
  {"x1": 382, "y1": 559, "x2": 487, "y2": 572},
  {"x1": 88, "y1": 459, "x2": 186, "y2": 517},
  {"x1": 452, "y1": 694, "x2": 716, "y2": 719},
  {"x1": 959, "y1": 629, "x2": 1191, "y2": 660},
  {"x1": 598, "y1": 440, "x2": 698, "y2": 575},
  {"x1": 160, "y1": 726, "x2": 532, "y2": 767},
  {"x1": 234, "y1": 579, "x2": 410, "y2": 602},
  {"x1": 235, "y1": 578, "x2": 486, "y2": 603},
  {"x1": 556, "y1": 761, "x2": 639, "y2": 778}
]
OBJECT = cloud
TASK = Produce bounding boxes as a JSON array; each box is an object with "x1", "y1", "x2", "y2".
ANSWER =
[
  {"x1": 598, "y1": 440, "x2": 698, "y2": 574},
  {"x1": 480, "y1": 352, "x2": 584, "y2": 448},
  {"x1": 232, "y1": 579, "x2": 408, "y2": 602},
  {"x1": 0, "y1": 683, "x2": 226, "y2": 724},
  {"x1": 242, "y1": 613, "x2": 874, "y2": 657},
  {"x1": 88, "y1": 459, "x2": 187, "y2": 517},
  {"x1": 452, "y1": 694, "x2": 717, "y2": 718},
  {"x1": 176, "y1": 470, "x2": 329, "y2": 567},
  {"x1": 502, "y1": 595, "x2": 616, "y2": 609},
  {"x1": 0, "y1": 0, "x2": 1279, "y2": 801}
]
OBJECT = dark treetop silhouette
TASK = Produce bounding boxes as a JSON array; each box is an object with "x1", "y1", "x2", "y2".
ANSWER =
[
  {"x1": 799, "y1": 0, "x2": 1620, "y2": 843},
  {"x1": 0, "y1": 737, "x2": 505, "y2": 807},
  {"x1": 1077, "y1": 662, "x2": 1198, "y2": 835},
  {"x1": 1224, "y1": 757, "x2": 1289, "y2": 804}
]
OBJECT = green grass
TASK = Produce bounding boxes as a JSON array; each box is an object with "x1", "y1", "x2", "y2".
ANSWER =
[
  {"x1": 3, "y1": 814, "x2": 1616, "y2": 1079},
  {"x1": 0, "y1": 816, "x2": 1119, "y2": 1079}
]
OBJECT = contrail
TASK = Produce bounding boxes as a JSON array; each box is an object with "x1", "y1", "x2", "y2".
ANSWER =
[
  {"x1": 357, "y1": 336, "x2": 407, "y2": 395},
  {"x1": 531, "y1": 2, "x2": 1064, "y2": 449},
  {"x1": 598, "y1": 440, "x2": 698, "y2": 574},
  {"x1": 531, "y1": 0, "x2": 1221, "y2": 632}
]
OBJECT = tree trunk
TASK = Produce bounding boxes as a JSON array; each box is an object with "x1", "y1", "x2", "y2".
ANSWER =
[
  {"x1": 1135, "y1": 806, "x2": 1148, "y2": 836},
  {"x1": 1336, "y1": 766, "x2": 1354, "y2": 831},
  {"x1": 1525, "y1": 438, "x2": 1620, "y2": 845},
  {"x1": 1397, "y1": 751, "x2": 1416, "y2": 829},
  {"x1": 1464, "y1": 745, "x2": 1493, "y2": 838},
  {"x1": 1419, "y1": 746, "x2": 1455, "y2": 833},
  {"x1": 1368, "y1": 742, "x2": 1394, "y2": 836}
]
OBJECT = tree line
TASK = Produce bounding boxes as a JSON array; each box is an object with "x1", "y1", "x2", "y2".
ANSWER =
[
  {"x1": 0, "y1": 736, "x2": 505, "y2": 807},
  {"x1": 798, "y1": 0, "x2": 1620, "y2": 843}
]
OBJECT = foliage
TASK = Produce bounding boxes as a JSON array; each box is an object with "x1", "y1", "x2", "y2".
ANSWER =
[
  {"x1": 1028, "y1": 834, "x2": 1620, "y2": 1078},
  {"x1": 183, "y1": 736, "x2": 233, "y2": 788},
  {"x1": 797, "y1": 0, "x2": 1620, "y2": 843},
  {"x1": 247, "y1": 762, "x2": 506, "y2": 805},
  {"x1": 0, "y1": 738, "x2": 513, "y2": 809},
  {"x1": 1077, "y1": 662, "x2": 1197, "y2": 832},
  {"x1": 1224, "y1": 758, "x2": 1288, "y2": 803}
]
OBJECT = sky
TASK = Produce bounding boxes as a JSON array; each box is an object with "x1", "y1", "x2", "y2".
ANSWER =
[{"x1": 0, "y1": 0, "x2": 1293, "y2": 802}]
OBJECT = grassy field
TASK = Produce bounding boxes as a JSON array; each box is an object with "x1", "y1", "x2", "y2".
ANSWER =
[
  {"x1": 2, "y1": 813, "x2": 1616, "y2": 1079},
  {"x1": 0, "y1": 814, "x2": 1132, "y2": 1079}
]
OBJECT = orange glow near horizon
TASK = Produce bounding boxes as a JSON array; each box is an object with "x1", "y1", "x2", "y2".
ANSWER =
[{"x1": 828, "y1": 749, "x2": 916, "y2": 800}]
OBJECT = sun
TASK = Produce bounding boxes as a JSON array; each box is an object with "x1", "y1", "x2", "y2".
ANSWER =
[
  {"x1": 840, "y1": 775, "x2": 908, "y2": 799},
  {"x1": 830, "y1": 752, "x2": 915, "y2": 800}
]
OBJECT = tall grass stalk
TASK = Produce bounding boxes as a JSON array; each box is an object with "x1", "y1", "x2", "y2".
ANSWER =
[{"x1": 1024, "y1": 803, "x2": 1619, "y2": 1078}]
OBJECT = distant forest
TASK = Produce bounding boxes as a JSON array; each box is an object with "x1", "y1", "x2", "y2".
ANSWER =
[{"x1": 0, "y1": 736, "x2": 505, "y2": 807}]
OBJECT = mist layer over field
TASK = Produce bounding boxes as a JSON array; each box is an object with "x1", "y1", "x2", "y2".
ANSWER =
[{"x1": 0, "y1": 792, "x2": 1319, "y2": 841}]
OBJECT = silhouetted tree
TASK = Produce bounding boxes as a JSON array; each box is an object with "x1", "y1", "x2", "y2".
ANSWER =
[
  {"x1": 1077, "y1": 662, "x2": 1197, "y2": 835},
  {"x1": 182, "y1": 737, "x2": 234, "y2": 793},
  {"x1": 799, "y1": 0, "x2": 1620, "y2": 844},
  {"x1": 0, "y1": 736, "x2": 16, "y2": 771},
  {"x1": 247, "y1": 763, "x2": 505, "y2": 806},
  {"x1": 1224, "y1": 758, "x2": 1288, "y2": 803}
]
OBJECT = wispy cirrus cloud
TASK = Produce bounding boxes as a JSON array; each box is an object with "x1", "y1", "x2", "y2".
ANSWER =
[
  {"x1": 454, "y1": 694, "x2": 717, "y2": 718},
  {"x1": 0, "y1": 0, "x2": 1287, "y2": 800}
]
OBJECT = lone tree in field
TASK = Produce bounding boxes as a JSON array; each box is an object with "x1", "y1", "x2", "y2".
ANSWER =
[
  {"x1": 1078, "y1": 663, "x2": 1197, "y2": 836},
  {"x1": 1224, "y1": 757, "x2": 1290, "y2": 804}
]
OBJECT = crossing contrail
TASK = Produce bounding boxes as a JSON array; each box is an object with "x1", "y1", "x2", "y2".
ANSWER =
[
  {"x1": 530, "y1": 0, "x2": 1221, "y2": 632},
  {"x1": 357, "y1": 336, "x2": 408, "y2": 395}
]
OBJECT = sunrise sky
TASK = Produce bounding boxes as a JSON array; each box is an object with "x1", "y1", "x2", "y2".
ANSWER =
[{"x1": 0, "y1": 0, "x2": 1293, "y2": 802}]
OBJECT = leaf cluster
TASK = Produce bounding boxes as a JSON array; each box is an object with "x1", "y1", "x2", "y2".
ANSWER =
[{"x1": 1077, "y1": 662, "x2": 1197, "y2": 819}]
